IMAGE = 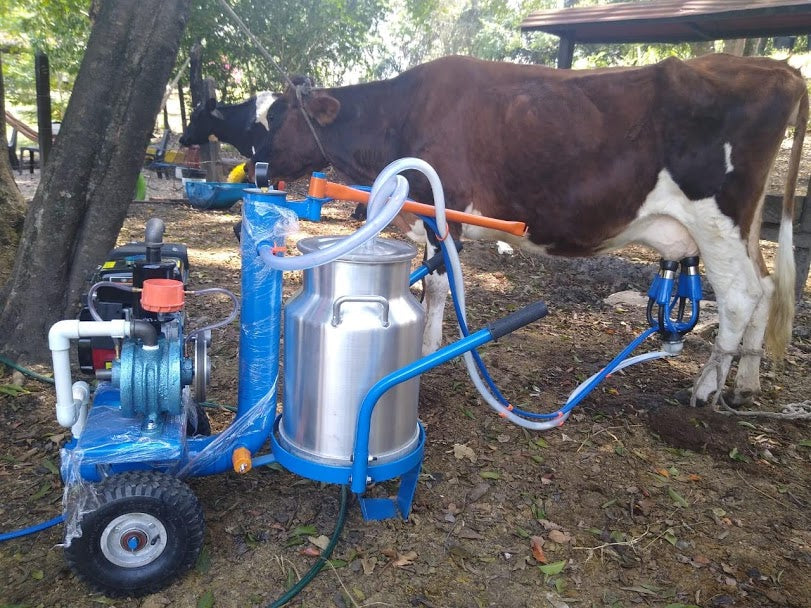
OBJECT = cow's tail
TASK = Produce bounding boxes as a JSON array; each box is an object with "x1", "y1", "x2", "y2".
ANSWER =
[{"x1": 766, "y1": 85, "x2": 808, "y2": 358}]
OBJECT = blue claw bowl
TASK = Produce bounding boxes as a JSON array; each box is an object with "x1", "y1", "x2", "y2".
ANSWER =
[{"x1": 184, "y1": 181, "x2": 248, "y2": 210}]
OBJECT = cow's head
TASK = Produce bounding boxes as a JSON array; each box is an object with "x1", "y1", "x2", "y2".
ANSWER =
[
  {"x1": 179, "y1": 96, "x2": 224, "y2": 147},
  {"x1": 250, "y1": 76, "x2": 340, "y2": 182}
]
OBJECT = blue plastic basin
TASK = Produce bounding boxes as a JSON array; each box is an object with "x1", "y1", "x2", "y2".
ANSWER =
[{"x1": 185, "y1": 181, "x2": 248, "y2": 210}]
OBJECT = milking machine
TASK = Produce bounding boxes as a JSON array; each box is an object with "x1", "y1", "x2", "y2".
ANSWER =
[{"x1": 37, "y1": 157, "x2": 703, "y2": 598}]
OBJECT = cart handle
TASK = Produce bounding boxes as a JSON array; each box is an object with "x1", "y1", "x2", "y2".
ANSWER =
[{"x1": 487, "y1": 300, "x2": 548, "y2": 340}]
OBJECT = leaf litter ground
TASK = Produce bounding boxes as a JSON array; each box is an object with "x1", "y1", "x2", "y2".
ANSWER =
[{"x1": 1, "y1": 171, "x2": 810, "y2": 608}]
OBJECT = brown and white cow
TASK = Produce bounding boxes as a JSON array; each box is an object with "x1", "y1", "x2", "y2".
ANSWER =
[{"x1": 251, "y1": 54, "x2": 808, "y2": 407}]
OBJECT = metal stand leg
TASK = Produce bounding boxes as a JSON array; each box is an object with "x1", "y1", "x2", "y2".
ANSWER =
[{"x1": 358, "y1": 457, "x2": 423, "y2": 521}]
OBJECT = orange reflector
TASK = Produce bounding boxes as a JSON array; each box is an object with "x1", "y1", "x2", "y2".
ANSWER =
[
  {"x1": 232, "y1": 447, "x2": 252, "y2": 474},
  {"x1": 141, "y1": 279, "x2": 185, "y2": 313}
]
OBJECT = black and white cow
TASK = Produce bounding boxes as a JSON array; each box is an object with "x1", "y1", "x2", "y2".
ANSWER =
[
  {"x1": 179, "y1": 91, "x2": 275, "y2": 157},
  {"x1": 250, "y1": 54, "x2": 808, "y2": 407}
]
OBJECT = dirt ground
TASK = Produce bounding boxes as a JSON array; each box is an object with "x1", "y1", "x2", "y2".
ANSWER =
[{"x1": 1, "y1": 163, "x2": 810, "y2": 608}]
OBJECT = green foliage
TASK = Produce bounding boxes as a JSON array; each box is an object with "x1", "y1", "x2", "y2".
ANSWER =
[
  {"x1": 367, "y1": 0, "x2": 561, "y2": 78},
  {"x1": 2, "y1": 0, "x2": 93, "y2": 119},
  {"x1": 4, "y1": 0, "x2": 801, "y2": 126},
  {"x1": 182, "y1": 0, "x2": 387, "y2": 100}
]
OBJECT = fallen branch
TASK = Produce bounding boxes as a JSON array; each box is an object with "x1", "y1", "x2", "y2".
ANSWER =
[
  {"x1": 716, "y1": 398, "x2": 811, "y2": 420},
  {"x1": 572, "y1": 527, "x2": 650, "y2": 562}
]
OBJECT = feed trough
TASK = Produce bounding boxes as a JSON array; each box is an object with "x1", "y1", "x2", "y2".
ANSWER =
[{"x1": 184, "y1": 181, "x2": 248, "y2": 210}]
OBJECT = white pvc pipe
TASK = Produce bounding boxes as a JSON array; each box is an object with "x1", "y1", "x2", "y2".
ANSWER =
[
  {"x1": 70, "y1": 381, "x2": 91, "y2": 437},
  {"x1": 48, "y1": 320, "x2": 132, "y2": 436}
]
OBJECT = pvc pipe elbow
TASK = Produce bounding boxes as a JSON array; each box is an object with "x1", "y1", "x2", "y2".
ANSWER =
[
  {"x1": 56, "y1": 405, "x2": 77, "y2": 428},
  {"x1": 48, "y1": 319, "x2": 132, "y2": 350},
  {"x1": 55, "y1": 379, "x2": 89, "y2": 430},
  {"x1": 49, "y1": 320, "x2": 133, "y2": 431},
  {"x1": 49, "y1": 320, "x2": 81, "y2": 351},
  {"x1": 72, "y1": 381, "x2": 90, "y2": 407}
]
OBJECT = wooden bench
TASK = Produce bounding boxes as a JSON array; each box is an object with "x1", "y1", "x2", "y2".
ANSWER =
[{"x1": 761, "y1": 177, "x2": 811, "y2": 301}]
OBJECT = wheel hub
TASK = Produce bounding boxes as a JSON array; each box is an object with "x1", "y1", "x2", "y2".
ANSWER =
[
  {"x1": 122, "y1": 529, "x2": 148, "y2": 552},
  {"x1": 100, "y1": 513, "x2": 167, "y2": 568}
]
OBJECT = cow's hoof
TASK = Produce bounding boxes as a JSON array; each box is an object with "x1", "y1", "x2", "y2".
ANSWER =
[
  {"x1": 718, "y1": 389, "x2": 757, "y2": 409},
  {"x1": 729, "y1": 389, "x2": 757, "y2": 407},
  {"x1": 674, "y1": 388, "x2": 707, "y2": 407}
]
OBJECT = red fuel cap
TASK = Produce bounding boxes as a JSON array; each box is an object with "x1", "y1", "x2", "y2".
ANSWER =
[{"x1": 141, "y1": 278, "x2": 185, "y2": 313}]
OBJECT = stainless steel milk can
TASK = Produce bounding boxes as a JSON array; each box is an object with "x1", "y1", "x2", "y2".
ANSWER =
[{"x1": 280, "y1": 236, "x2": 425, "y2": 465}]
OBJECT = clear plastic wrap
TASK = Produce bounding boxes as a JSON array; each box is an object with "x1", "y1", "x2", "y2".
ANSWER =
[
  {"x1": 60, "y1": 387, "x2": 190, "y2": 546},
  {"x1": 243, "y1": 195, "x2": 300, "y2": 245},
  {"x1": 178, "y1": 381, "x2": 278, "y2": 478}
]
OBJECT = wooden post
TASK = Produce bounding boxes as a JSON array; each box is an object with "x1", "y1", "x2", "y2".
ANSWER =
[
  {"x1": 201, "y1": 78, "x2": 222, "y2": 182},
  {"x1": 35, "y1": 51, "x2": 53, "y2": 164},
  {"x1": 189, "y1": 43, "x2": 222, "y2": 181},
  {"x1": 178, "y1": 81, "x2": 187, "y2": 129},
  {"x1": 557, "y1": 33, "x2": 575, "y2": 69}
]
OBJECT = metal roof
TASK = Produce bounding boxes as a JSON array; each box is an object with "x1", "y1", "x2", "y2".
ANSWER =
[{"x1": 521, "y1": 0, "x2": 811, "y2": 43}]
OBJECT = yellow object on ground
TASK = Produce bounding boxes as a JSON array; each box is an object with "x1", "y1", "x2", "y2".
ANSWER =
[{"x1": 228, "y1": 163, "x2": 247, "y2": 183}]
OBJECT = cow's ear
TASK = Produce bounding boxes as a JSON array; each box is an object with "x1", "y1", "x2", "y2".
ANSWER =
[
  {"x1": 205, "y1": 97, "x2": 218, "y2": 112},
  {"x1": 306, "y1": 95, "x2": 341, "y2": 126},
  {"x1": 211, "y1": 109, "x2": 225, "y2": 120}
]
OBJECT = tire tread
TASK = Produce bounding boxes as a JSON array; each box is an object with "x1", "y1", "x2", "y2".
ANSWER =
[{"x1": 64, "y1": 471, "x2": 204, "y2": 598}]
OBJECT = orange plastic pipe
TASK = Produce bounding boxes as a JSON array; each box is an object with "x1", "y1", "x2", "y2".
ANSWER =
[{"x1": 308, "y1": 175, "x2": 527, "y2": 237}]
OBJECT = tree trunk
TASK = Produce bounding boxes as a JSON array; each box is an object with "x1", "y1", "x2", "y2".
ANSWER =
[
  {"x1": 0, "y1": 0, "x2": 190, "y2": 363},
  {"x1": 0, "y1": 53, "x2": 26, "y2": 291},
  {"x1": 189, "y1": 41, "x2": 204, "y2": 108},
  {"x1": 724, "y1": 38, "x2": 747, "y2": 56}
]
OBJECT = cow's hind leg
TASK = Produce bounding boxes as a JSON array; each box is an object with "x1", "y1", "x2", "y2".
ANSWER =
[
  {"x1": 692, "y1": 233, "x2": 764, "y2": 406},
  {"x1": 731, "y1": 262, "x2": 773, "y2": 405}
]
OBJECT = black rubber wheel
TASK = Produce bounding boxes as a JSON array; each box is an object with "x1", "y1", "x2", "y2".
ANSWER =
[
  {"x1": 64, "y1": 471, "x2": 205, "y2": 597},
  {"x1": 187, "y1": 401, "x2": 212, "y2": 436}
]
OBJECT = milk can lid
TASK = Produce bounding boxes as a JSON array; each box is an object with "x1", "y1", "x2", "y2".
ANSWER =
[{"x1": 297, "y1": 236, "x2": 417, "y2": 263}]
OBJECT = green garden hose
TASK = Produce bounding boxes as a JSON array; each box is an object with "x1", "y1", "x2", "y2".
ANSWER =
[
  {"x1": 270, "y1": 485, "x2": 350, "y2": 607},
  {"x1": 0, "y1": 354, "x2": 55, "y2": 384}
]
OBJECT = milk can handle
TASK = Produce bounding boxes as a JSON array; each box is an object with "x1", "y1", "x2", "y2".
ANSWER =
[{"x1": 332, "y1": 295, "x2": 390, "y2": 327}]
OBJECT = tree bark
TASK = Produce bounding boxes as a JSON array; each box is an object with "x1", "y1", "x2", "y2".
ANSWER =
[
  {"x1": 0, "y1": 53, "x2": 26, "y2": 291},
  {"x1": 724, "y1": 39, "x2": 747, "y2": 56},
  {"x1": 0, "y1": 0, "x2": 190, "y2": 363}
]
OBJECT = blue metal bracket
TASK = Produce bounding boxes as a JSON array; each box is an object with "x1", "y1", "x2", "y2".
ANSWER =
[
  {"x1": 359, "y1": 456, "x2": 423, "y2": 521},
  {"x1": 271, "y1": 416, "x2": 426, "y2": 520}
]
